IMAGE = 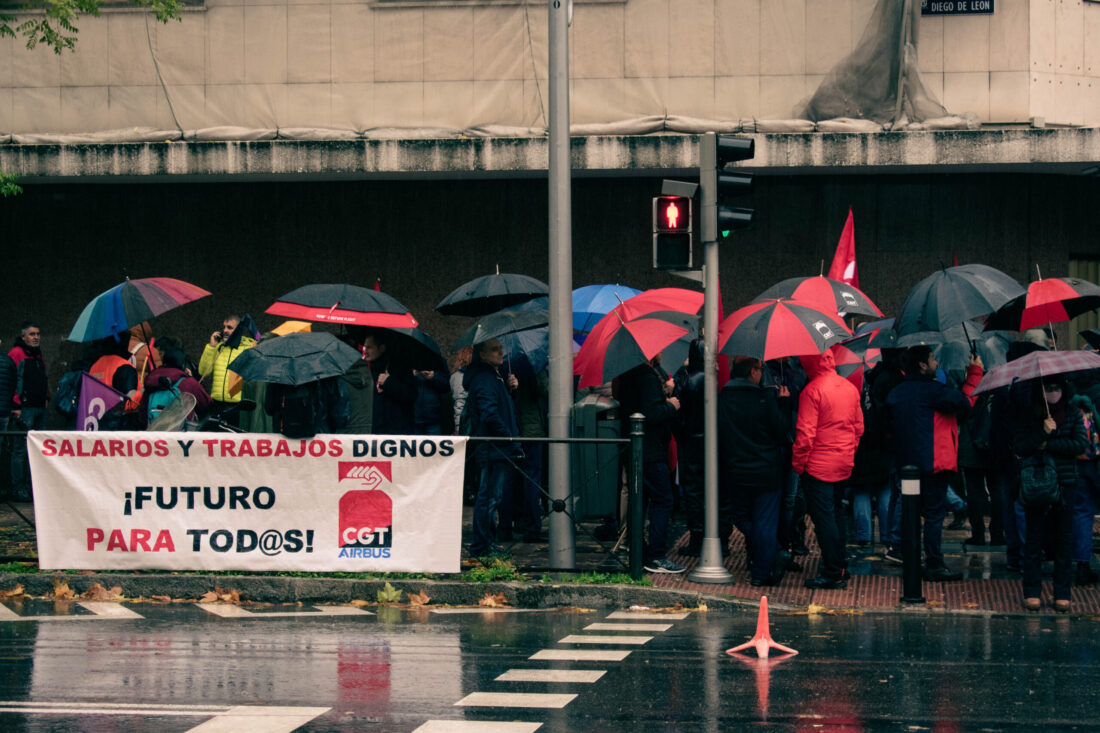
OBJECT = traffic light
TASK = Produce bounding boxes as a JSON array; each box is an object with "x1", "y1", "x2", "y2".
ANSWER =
[
  {"x1": 652, "y1": 194, "x2": 692, "y2": 270},
  {"x1": 714, "y1": 135, "x2": 754, "y2": 237}
]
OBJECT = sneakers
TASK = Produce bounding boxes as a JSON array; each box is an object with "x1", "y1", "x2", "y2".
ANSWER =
[
  {"x1": 1055, "y1": 599, "x2": 1072, "y2": 614},
  {"x1": 1024, "y1": 597, "x2": 1041, "y2": 612},
  {"x1": 883, "y1": 549, "x2": 904, "y2": 565},
  {"x1": 923, "y1": 566, "x2": 963, "y2": 582},
  {"x1": 644, "y1": 557, "x2": 686, "y2": 574}
]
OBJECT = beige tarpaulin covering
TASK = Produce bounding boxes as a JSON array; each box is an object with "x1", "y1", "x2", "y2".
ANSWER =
[{"x1": 0, "y1": 0, "x2": 973, "y2": 144}]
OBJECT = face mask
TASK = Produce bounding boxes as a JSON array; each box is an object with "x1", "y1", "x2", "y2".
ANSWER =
[{"x1": 1045, "y1": 389, "x2": 1063, "y2": 405}]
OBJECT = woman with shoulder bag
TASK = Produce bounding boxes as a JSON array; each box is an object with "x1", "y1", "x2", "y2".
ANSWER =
[{"x1": 1011, "y1": 378, "x2": 1087, "y2": 612}]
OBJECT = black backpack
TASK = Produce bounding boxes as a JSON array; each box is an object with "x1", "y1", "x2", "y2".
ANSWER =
[
  {"x1": 54, "y1": 369, "x2": 83, "y2": 419},
  {"x1": 278, "y1": 384, "x2": 318, "y2": 438}
]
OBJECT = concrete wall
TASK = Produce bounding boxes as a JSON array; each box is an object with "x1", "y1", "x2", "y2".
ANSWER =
[
  {"x1": 1, "y1": 0, "x2": 1097, "y2": 136},
  {"x1": 2, "y1": 171, "x2": 1097, "y2": 425}
]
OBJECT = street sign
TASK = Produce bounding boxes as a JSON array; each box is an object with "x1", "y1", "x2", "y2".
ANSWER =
[{"x1": 921, "y1": 0, "x2": 993, "y2": 14}]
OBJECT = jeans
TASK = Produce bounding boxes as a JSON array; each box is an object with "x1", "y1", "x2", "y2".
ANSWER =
[
  {"x1": 1072, "y1": 460, "x2": 1099, "y2": 563},
  {"x1": 517, "y1": 443, "x2": 545, "y2": 538},
  {"x1": 470, "y1": 460, "x2": 514, "y2": 556},
  {"x1": 1024, "y1": 483, "x2": 1076, "y2": 601},
  {"x1": 730, "y1": 485, "x2": 781, "y2": 583},
  {"x1": 920, "y1": 472, "x2": 950, "y2": 569},
  {"x1": 643, "y1": 461, "x2": 675, "y2": 561},
  {"x1": 9, "y1": 406, "x2": 46, "y2": 499},
  {"x1": 946, "y1": 484, "x2": 966, "y2": 513},
  {"x1": 851, "y1": 483, "x2": 892, "y2": 544},
  {"x1": 802, "y1": 473, "x2": 847, "y2": 580},
  {"x1": 778, "y1": 466, "x2": 803, "y2": 549}
]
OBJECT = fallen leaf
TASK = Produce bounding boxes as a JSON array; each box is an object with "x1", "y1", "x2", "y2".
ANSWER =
[
  {"x1": 696, "y1": 603, "x2": 708, "y2": 612},
  {"x1": 963, "y1": 602, "x2": 980, "y2": 608},
  {"x1": 46, "y1": 579, "x2": 75, "y2": 600},
  {"x1": 80, "y1": 583, "x2": 123, "y2": 601},
  {"x1": 478, "y1": 591, "x2": 510, "y2": 608},
  {"x1": 151, "y1": 595, "x2": 172, "y2": 604},
  {"x1": 214, "y1": 587, "x2": 241, "y2": 604},
  {"x1": 349, "y1": 599, "x2": 370, "y2": 607},
  {"x1": 806, "y1": 603, "x2": 828, "y2": 615},
  {"x1": 408, "y1": 589, "x2": 431, "y2": 607},
  {"x1": 199, "y1": 591, "x2": 219, "y2": 603},
  {"x1": 0, "y1": 585, "x2": 27, "y2": 599}
]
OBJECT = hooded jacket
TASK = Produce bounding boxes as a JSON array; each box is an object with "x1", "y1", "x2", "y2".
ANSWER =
[
  {"x1": 886, "y1": 363, "x2": 981, "y2": 474},
  {"x1": 718, "y1": 377, "x2": 793, "y2": 489},
  {"x1": 791, "y1": 350, "x2": 864, "y2": 482},
  {"x1": 8, "y1": 338, "x2": 48, "y2": 408},
  {"x1": 199, "y1": 336, "x2": 255, "y2": 403}
]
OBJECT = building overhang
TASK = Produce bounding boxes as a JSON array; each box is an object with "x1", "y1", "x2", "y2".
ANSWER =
[{"x1": 1, "y1": 127, "x2": 1099, "y2": 184}]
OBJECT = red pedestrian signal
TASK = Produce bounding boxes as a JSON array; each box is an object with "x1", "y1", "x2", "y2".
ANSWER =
[{"x1": 652, "y1": 195, "x2": 693, "y2": 269}]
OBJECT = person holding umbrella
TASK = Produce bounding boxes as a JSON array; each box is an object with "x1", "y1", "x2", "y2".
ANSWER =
[
  {"x1": 198, "y1": 314, "x2": 257, "y2": 427},
  {"x1": 886, "y1": 345, "x2": 983, "y2": 581},
  {"x1": 1011, "y1": 377, "x2": 1087, "y2": 612},
  {"x1": 362, "y1": 329, "x2": 417, "y2": 435}
]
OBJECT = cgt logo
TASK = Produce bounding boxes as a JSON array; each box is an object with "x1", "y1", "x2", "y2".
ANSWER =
[{"x1": 338, "y1": 462, "x2": 394, "y2": 548}]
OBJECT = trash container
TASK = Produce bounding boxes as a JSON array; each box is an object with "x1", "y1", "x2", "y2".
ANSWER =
[{"x1": 570, "y1": 393, "x2": 621, "y2": 520}]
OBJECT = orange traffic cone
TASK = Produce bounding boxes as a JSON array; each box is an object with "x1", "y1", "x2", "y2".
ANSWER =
[{"x1": 726, "y1": 596, "x2": 798, "y2": 659}]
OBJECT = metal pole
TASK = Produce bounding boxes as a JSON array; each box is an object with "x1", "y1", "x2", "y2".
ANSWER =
[
  {"x1": 689, "y1": 132, "x2": 733, "y2": 584},
  {"x1": 547, "y1": 0, "x2": 575, "y2": 570},
  {"x1": 900, "y1": 465, "x2": 925, "y2": 604},
  {"x1": 629, "y1": 414, "x2": 645, "y2": 580}
]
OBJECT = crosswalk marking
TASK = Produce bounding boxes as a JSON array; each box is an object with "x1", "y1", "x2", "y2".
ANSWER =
[
  {"x1": 496, "y1": 669, "x2": 606, "y2": 683},
  {"x1": 0, "y1": 702, "x2": 330, "y2": 732},
  {"x1": 196, "y1": 604, "x2": 372, "y2": 619},
  {"x1": 455, "y1": 692, "x2": 576, "y2": 709},
  {"x1": 413, "y1": 722, "x2": 542, "y2": 732},
  {"x1": 606, "y1": 610, "x2": 690, "y2": 620},
  {"x1": 0, "y1": 602, "x2": 143, "y2": 622},
  {"x1": 584, "y1": 622, "x2": 672, "y2": 632},
  {"x1": 530, "y1": 649, "x2": 632, "y2": 662},
  {"x1": 557, "y1": 634, "x2": 651, "y2": 645}
]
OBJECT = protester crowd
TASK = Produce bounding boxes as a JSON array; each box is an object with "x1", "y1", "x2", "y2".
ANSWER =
[{"x1": 3, "y1": 310, "x2": 1098, "y2": 612}]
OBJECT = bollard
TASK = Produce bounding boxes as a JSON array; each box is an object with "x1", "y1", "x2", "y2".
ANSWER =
[
  {"x1": 629, "y1": 414, "x2": 645, "y2": 581},
  {"x1": 900, "y1": 465, "x2": 925, "y2": 604}
]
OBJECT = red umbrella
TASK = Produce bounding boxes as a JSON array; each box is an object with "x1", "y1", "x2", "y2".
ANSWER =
[
  {"x1": 832, "y1": 334, "x2": 881, "y2": 392},
  {"x1": 718, "y1": 299, "x2": 851, "y2": 361},
  {"x1": 984, "y1": 276, "x2": 1100, "y2": 332},
  {"x1": 575, "y1": 305, "x2": 699, "y2": 389},
  {"x1": 753, "y1": 276, "x2": 882, "y2": 318}
]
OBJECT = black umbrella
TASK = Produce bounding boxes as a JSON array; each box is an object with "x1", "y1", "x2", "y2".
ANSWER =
[
  {"x1": 894, "y1": 265, "x2": 1025, "y2": 337},
  {"x1": 228, "y1": 332, "x2": 361, "y2": 386},
  {"x1": 436, "y1": 268, "x2": 548, "y2": 317},
  {"x1": 386, "y1": 327, "x2": 447, "y2": 371},
  {"x1": 452, "y1": 309, "x2": 550, "y2": 350},
  {"x1": 267, "y1": 283, "x2": 418, "y2": 329}
]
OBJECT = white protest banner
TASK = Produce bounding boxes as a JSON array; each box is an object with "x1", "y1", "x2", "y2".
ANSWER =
[{"x1": 28, "y1": 432, "x2": 467, "y2": 573}]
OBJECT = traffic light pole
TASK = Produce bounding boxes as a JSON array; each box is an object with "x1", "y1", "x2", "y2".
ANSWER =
[{"x1": 689, "y1": 132, "x2": 734, "y2": 584}]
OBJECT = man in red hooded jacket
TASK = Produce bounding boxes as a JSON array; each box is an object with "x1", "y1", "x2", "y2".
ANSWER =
[{"x1": 791, "y1": 349, "x2": 864, "y2": 589}]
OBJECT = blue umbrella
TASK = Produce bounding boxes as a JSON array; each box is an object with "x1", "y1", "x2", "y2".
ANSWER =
[{"x1": 573, "y1": 284, "x2": 643, "y2": 333}]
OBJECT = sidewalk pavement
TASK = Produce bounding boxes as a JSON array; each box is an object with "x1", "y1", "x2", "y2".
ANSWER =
[{"x1": 3, "y1": 500, "x2": 1098, "y2": 616}]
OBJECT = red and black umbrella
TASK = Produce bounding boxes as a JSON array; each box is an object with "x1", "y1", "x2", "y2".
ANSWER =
[
  {"x1": 718, "y1": 298, "x2": 851, "y2": 361},
  {"x1": 984, "y1": 276, "x2": 1100, "y2": 332},
  {"x1": 832, "y1": 334, "x2": 881, "y2": 392},
  {"x1": 266, "y1": 283, "x2": 418, "y2": 329},
  {"x1": 753, "y1": 275, "x2": 882, "y2": 318},
  {"x1": 575, "y1": 310, "x2": 698, "y2": 389}
]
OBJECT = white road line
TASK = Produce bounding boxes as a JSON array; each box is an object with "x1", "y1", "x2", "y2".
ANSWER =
[
  {"x1": 557, "y1": 634, "x2": 651, "y2": 645},
  {"x1": 0, "y1": 701, "x2": 330, "y2": 732},
  {"x1": 584, "y1": 622, "x2": 672, "y2": 632},
  {"x1": 606, "y1": 611, "x2": 690, "y2": 620},
  {"x1": 455, "y1": 692, "x2": 576, "y2": 709},
  {"x1": 414, "y1": 722, "x2": 542, "y2": 732},
  {"x1": 530, "y1": 649, "x2": 632, "y2": 662},
  {"x1": 0, "y1": 602, "x2": 143, "y2": 622},
  {"x1": 496, "y1": 669, "x2": 606, "y2": 683},
  {"x1": 195, "y1": 604, "x2": 372, "y2": 618},
  {"x1": 429, "y1": 608, "x2": 545, "y2": 614}
]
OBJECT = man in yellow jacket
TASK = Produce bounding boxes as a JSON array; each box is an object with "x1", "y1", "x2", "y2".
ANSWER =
[{"x1": 199, "y1": 314, "x2": 256, "y2": 427}]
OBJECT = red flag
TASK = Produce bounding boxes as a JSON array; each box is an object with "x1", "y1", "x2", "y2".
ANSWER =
[
  {"x1": 827, "y1": 208, "x2": 858, "y2": 288},
  {"x1": 374, "y1": 278, "x2": 381, "y2": 292}
]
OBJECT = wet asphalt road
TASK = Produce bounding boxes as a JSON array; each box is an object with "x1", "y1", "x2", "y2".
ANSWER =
[{"x1": 1, "y1": 600, "x2": 1099, "y2": 731}]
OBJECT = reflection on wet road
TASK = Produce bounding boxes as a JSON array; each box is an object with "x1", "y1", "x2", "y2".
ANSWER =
[{"x1": 1, "y1": 599, "x2": 1099, "y2": 731}]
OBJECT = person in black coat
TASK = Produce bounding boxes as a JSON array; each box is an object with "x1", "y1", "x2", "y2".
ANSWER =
[
  {"x1": 1011, "y1": 377, "x2": 1087, "y2": 612},
  {"x1": 673, "y1": 339, "x2": 705, "y2": 555},
  {"x1": 718, "y1": 357, "x2": 793, "y2": 586},
  {"x1": 463, "y1": 338, "x2": 522, "y2": 556},
  {"x1": 363, "y1": 329, "x2": 417, "y2": 435}
]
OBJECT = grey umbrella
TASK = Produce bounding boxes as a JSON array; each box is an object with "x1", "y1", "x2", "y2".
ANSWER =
[
  {"x1": 436, "y1": 268, "x2": 549, "y2": 317},
  {"x1": 894, "y1": 264, "x2": 1025, "y2": 336},
  {"x1": 452, "y1": 309, "x2": 550, "y2": 350},
  {"x1": 228, "y1": 332, "x2": 361, "y2": 386}
]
